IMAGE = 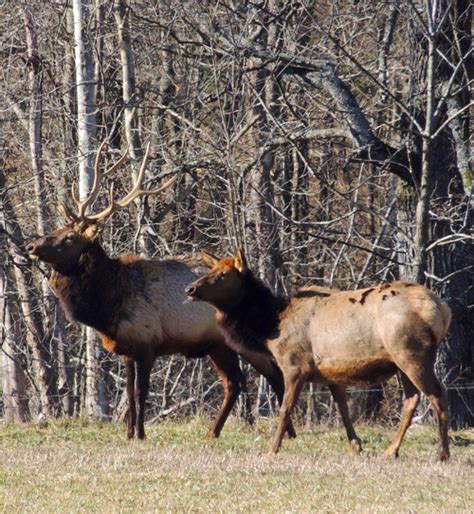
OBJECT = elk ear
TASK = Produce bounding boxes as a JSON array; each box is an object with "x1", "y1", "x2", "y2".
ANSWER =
[
  {"x1": 82, "y1": 222, "x2": 104, "y2": 241},
  {"x1": 234, "y1": 248, "x2": 247, "y2": 273},
  {"x1": 201, "y1": 250, "x2": 219, "y2": 268}
]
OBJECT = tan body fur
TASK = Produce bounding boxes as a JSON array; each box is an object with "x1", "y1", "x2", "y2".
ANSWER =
[
  {"x1": 99, "y1": 258, "x2": 221, "y2": 356},
  {"x1": 273, "y1": 282, "x2": 451, "y2": 386},
  {"x1": 186, "y1": 250, "x2": 452, "y2": 461}
]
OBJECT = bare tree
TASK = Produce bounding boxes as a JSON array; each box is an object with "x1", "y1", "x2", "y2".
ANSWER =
[
  {"x1": 72, "y1": 0, "x2": 107, "y2": 418},
  {"x1": 1, "y1": 0, "x2": 472, "y2": 427}
]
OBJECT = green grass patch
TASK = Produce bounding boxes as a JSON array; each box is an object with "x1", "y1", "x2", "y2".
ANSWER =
[{"x1": 1, "y1": 418, "x2": 473, "y2": 513}]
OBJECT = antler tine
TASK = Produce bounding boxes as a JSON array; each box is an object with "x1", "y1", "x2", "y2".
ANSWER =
[
  {"x1": 115, "y1": 142, "x2": 152, "y2": 208},
  {"x1": 87, "y1": 143, "x2": 176, "y2": 221},
  {"x1": 69, "y1": 141, "x2": 128, "y2": 221},
  {"x1": 116, "y1": 172, "x2": 177, "y2": 208},
  {"x1": 67, "y1": 141, "x2": 107, "y2": 219},
  {"x1": 114, "y1": 143, "x2": 176, "y2": 209},
  {"x1": 87, "y1": 183, "x2": 117, "y2": 222},
  {"x1": 102, "y1": 146, "x2": 129, "y2": 177},
  {"x1": 138, "y1": 174, "x2": 177, "y2": 198},
  {"x1": 81, "y1": 140, "x2": 110, "y2": 217},
  {"x1": 70, "y1": 180, "x2": 81, "y2": 211},
  {"x1": 58, "y1": 202, "x2": 79, "y2": 224}
]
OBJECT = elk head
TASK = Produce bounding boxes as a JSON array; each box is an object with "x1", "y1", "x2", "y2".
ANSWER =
[
  {"x1": 27, "y1": 141, "x2": 176, "y2": 273},
  {"x1": 185, "y1": 249, "x2": 248, "y2": 309}
]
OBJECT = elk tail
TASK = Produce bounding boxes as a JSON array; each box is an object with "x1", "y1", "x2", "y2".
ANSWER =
[{"x1": 437, "y1": 300, "x2": 452, "y2": 345}]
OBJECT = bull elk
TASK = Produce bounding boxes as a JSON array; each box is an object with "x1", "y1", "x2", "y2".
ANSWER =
[
  {"x1": 185, "y1": 249, "x2": 452, "y2": 461},
  {"x1": 27, "y1": 143, "x2": 296, "y2": 440}
]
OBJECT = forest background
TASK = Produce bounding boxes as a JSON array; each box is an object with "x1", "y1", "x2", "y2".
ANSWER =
[{"x1": 0, "y1": 0, "x2": 472, "y2": 430}]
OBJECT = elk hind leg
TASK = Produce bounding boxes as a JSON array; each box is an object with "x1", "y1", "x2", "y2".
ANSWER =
[
  {"x1": 207, "y1": 345, "x2": 243, "y2": 438},
  {"x1": 125, "y1": 357, "x2": 137, "y2": 439},
  {"x1": 396, "y1": 354, "x2": 449, "y2": 462},
  {"x1": 384, "y1": 372, "x2": 420, "y2": 459},
  {"x1": 135, "y1": 351, "x2": 156, "y2": 440},
  {"x1": 329, "y1": 384, "x2": 362, "y2": 455},
  {"x1": 429, "y1": 384, "x2": 449, "y2": 462}
]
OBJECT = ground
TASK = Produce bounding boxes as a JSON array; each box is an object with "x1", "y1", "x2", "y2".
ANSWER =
[{"x1": 0, "y1": 417, "x2": 473, "y2": 513}]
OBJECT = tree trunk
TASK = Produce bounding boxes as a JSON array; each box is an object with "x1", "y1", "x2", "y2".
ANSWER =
[
  {"x1": 113, "y1": 0, "x2": 152, "y2": 254},
  {"x1": 73, "y1": 0, "x2": 97, "y2": 198},
  {"x1": 83, "y1": 326, "x2": 108, "y2": 419},
  {"x1": 22, "y1": 4, "x2": 63, "y2": 417},
  {"x1": 411, "y1": 30, "x2": 436, "y2": 283},
  {"x1": 249, "y1": 0, "x2": 284, "y2": 416},
  {"x1": 54, "y1": 306, "x2": 74, "y2": 416},
  {"x1": 72, "y1": 0, "x2": 107, "y2": 419},
  {"x1": 0, "y1": 258, "x2": 30, "y2": 422},
  {"x1": 1, "y1": 174, "x2": 59, "y2": 417}
]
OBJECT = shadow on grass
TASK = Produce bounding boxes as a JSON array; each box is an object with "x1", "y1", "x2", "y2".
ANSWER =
[{"x1": 451, "y1": 435, "x2": 474, "y2": 447}]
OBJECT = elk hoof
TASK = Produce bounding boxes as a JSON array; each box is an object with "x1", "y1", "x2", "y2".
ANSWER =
[
  {"x1": 286, "y1": 425, "x2": 297, "y2": 439},
  {"x1": 438, "y1": 449, "x2": 450, "y2": 462},
  {"x1": 244, "y1": 414, "x2": 255, "y2": 426},
  {"x1": 383, "y1": 448, "x2": 399, "y2": 459},
  {"x1": 349, "y1": 439, "x2": 362, "y2": 455}
]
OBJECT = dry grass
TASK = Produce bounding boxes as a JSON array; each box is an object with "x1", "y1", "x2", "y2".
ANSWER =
[{"x1": 0, "y1": 417, "x2": 473, "y2": 513}]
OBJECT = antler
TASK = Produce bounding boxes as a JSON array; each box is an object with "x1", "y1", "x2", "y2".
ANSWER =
[
  {"x1": 58, "y1": 201, "x2": 79, "y2": 224},
  {"x1": 87, "y1": 142, "x2": 177, "y2": 221},
  {"x1": 58, "y1": 141, "x2": 176, "y2": 224},
  {"x1": 71, "y1": 140, "x2": 129, "y2": 219}
]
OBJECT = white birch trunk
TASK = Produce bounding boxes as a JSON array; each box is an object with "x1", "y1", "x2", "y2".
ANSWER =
[
  {"x1": 72, "y1": 0, "x2": 107, "y2": 419},
  {"x1": 73, "y1": 0, "x2": 97, "y2": 198},
  {"x1": 113, "y1": 0, "x2": 141, "y2": 158}
]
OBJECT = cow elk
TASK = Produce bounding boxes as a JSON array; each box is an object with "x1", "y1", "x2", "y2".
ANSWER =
[
  {"x1": 27, "y1": 143, "x2": 296, "y2": 440},
  {"x1": 186, "y1": 249, "x2": 452, "y2": 461}
]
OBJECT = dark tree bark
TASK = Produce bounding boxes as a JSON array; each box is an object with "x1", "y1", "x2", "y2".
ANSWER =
[{"x1": 241, "y1": 1, "x2": 473, "y2": 425}]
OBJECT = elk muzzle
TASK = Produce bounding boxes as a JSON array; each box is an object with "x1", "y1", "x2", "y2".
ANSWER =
[
  {"x1": 26, "y1": 235, "x2": 66, "y2": 264},
  {"x1": 26, "y1": 238, "x2": 45, "y2": 260}
]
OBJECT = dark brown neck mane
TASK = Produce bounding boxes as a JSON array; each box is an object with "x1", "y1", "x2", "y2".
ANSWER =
[
  {"x1": 217, "y1": 271, "x2": 288, "y2": 352},
  {"x1": 50, "y1": 242, "x2": 124, "y2": 335}
]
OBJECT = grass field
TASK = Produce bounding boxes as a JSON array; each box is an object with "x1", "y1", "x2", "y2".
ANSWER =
[{"x1": 0, "y1": 417, "x2": 473, "y2": 513}]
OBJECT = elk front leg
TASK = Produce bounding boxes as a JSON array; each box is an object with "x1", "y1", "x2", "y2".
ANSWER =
[
  {"x1": 239, "y1": 347, "x2": 297, "y2": 439},
  {"x1": 271, "y1": 373, "x2": 304, "y2": 455},
  {"x1": 135, "y1": 352, "x2": 155, "y2": 440},
  {"x1": 266, "y1": 364, "x2": 297, "y2": 440},
  {"x1": 328, "y1": 384, "x2": 362, "y2": 454}
]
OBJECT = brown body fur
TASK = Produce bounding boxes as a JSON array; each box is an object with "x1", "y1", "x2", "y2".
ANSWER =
[
  {"x1": 28, "y1": 230, "x2": 295, "y2": 440},
  {"x1": 187, "y1": 250, "x2": 452, "y2": 461}
]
